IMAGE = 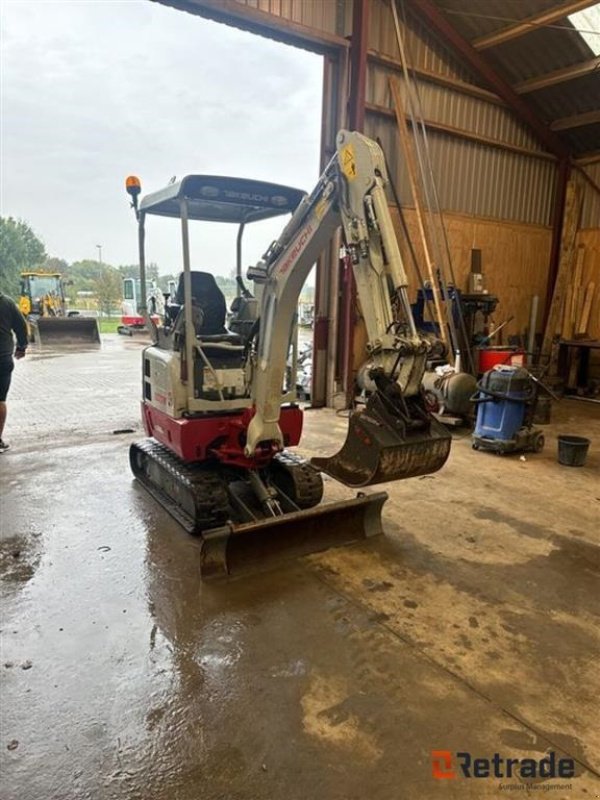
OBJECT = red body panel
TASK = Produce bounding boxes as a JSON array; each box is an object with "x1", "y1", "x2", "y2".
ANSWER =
[
  {"x1": 122, "y1": 315, "x2": 160, "y2": 327},
  {"x1": 141, "y1": 403, "x2": 303, "y2": 468}
]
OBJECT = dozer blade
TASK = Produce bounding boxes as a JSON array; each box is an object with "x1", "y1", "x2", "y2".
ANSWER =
[
  {"x1": 311, "y1": 410, "x2": 451, "y2": 488},
  {"x1": 200, "y1": 491, "x2": 387, "y2": 579},
  {"x1": 34, "y1": 317, "x2": 101, "y2": 346}
]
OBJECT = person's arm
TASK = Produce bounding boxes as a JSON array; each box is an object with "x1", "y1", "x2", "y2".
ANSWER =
[{"x1": 10, "y1": 302, "x2": 28, "y2": 356}]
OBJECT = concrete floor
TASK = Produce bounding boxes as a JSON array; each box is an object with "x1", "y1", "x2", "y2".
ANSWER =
[{"x1": 1, "y1": 335, "x2": 599, "y2": 799}]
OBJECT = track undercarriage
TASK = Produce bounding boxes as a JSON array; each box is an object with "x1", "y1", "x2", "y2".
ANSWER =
[{"x1": 130, "y1": 439, "x2": 387, "y2": 578}]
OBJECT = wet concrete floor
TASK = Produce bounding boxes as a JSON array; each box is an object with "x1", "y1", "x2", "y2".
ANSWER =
[{"x1": 1, "y1": 335, "x2": 599, "y2": 798}]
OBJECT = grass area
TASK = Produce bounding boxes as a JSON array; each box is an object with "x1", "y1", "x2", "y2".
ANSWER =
[{"x1": 97, "y1": 317, "x2": 121, "y2": 333}]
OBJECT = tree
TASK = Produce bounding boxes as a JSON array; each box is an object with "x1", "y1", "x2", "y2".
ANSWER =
[
  {"x1": 0, "y1": 217, "x2": 47, "y2": 298},
  {"x1": 117, "y1": 264, "x2": 140, "y2": 280},
  {"x1": 118, "y1": 262, "x2": 159, "y2": 282},
  {"x1": 94, "y1": 267, "x2": 122, "y2": 317},
  {"x1": 65, "y1": 259, "x2": 109, "y2": 301},
  {"x1": 44, "y1": 256, "x2": 69, "y2": 273}
]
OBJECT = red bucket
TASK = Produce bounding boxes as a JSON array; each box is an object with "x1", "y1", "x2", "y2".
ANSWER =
[{"x1": 477, "y1": 347, "x2": 526, "y2": 373}]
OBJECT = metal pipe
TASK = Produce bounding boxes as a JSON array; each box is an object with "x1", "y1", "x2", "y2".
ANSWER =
[
  {"x1": 180, "y1": 199, "x2": 195, "y2": 404},
  {"x1": 138, "y1": 213, "x2": 147, "y2": 319},
  {"x1": 337, "y1": 0, "x2": 369, "y2": 407},
  {"x1": 326, "y1": 238, "x2": 341, "y2": 406},
  {"x1": 290, "y1": 313, "x2": 298, "y2": 400},
  {"x1": 236, "y1": 221, "x2": 246, "y2": 297},
  {"x1": 483, "y1": 316, "x2": 514, "y2": 344},
  {"x1": 528, "y1": 295, "x2": 539, "y2": 360}
]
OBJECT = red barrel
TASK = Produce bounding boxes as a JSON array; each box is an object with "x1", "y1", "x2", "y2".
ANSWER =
[{"x1": 477, "y1": 347, "x2": 526, "y2": 373}]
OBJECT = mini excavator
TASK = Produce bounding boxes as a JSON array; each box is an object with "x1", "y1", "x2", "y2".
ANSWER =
[{"x1": 125, "y1": 131, "x2": 451, "y2": 578}]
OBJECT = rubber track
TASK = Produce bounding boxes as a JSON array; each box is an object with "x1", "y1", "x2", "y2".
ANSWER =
[
  {"x1": 272, "y1": 451, "x2": 324, "y2": 509},
  {"x1": 130, "y1": 439, "x2": 229, "y2": 534}
]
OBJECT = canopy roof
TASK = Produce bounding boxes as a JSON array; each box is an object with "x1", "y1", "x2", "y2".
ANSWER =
[{"x1": 139, "y1": 175, "x2": 306, "y2": 223}]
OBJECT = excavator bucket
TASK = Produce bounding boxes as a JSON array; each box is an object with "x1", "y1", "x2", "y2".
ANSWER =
[
  {"x1": 33, "y1": 317, "x2": 101, "y2": 347},
  {"x1": 199, "y1": 491, "x2": 387, "y2": 579},
  {"x1": 312, "y1": 408, "x2": 452, "y2": 488}
]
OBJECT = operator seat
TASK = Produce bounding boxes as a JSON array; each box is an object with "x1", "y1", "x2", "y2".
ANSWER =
[
  {"x1": 175, "y1": 271, "x2": 227, "y2": 336},
  {"x1": 174, "y1": 271, "x2": 242, "y2": 346}
]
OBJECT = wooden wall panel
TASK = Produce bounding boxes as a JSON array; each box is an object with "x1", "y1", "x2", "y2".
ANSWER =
[
  {"x1": 352, "y1": 209, "x2": 553, "y2": 370},
  {"x1": 390, "y1": 207, "x2": 553, "y2": 339},
  {"x1": 574, "y1": 228, "x2": 600, "y2": 340}
]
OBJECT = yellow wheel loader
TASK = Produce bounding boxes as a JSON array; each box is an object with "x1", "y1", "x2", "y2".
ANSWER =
[{"x1": 19, "y1": 272, "x2": 100, "y2": 346}]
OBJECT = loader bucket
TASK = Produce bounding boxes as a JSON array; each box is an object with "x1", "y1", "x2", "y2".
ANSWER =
[
  {"x1": 200, "y1": 491, "x2": 387, "y2": 579},
  {"x1": 33, "y1": 317, "x2": 101, "y2": 347},
  {"x1": 311, "y1": 410, "x2": 451, "y2": 488}
]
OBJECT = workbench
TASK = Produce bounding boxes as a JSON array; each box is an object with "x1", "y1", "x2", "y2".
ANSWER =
[{"x1": 558, "y1": 339, "x2": 600, "y2": 393}]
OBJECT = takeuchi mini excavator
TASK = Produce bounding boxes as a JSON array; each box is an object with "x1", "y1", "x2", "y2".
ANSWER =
[{"x1": 125, "y1": 131, "x2": 451, "y2": 577}]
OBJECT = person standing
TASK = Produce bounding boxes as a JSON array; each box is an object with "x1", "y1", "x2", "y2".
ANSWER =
[{"x1": 0, "y1": 292, "x2": 28, "y2": 452}]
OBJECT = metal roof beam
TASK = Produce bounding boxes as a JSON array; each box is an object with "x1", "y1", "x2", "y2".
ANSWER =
[
  {"x1": 150, "y1": 0, "x2": 348, "y2": 54},
  {"x1": 405, "y1": 0, "x2": 570, "y2": 157},
  {"x1": 575, "y1": 149, "x2": 600, "y2": 164},
  {"x1": 366, "y1": 102, "x2": 556, "y2": 160},
  {"x1": 473, "y1": 0, "x2": 597, "y2": 50},
  {"x1": 514, "y1": 56, "x2": 600, "y2": 93},
  {"x1": 551, "y1": 109, "x2": 600, "y2": 129},
  {"x1": 368, "y1": 49, "x2": 506, "y2": 106}
]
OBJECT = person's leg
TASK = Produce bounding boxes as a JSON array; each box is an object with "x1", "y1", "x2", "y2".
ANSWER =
[{"x1": 0, "y1": 356, "x2": 14, "y2": 447}]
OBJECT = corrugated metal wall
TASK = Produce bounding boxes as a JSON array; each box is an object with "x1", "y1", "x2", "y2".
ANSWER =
[
  {"x1": 580, "y1": 163, "x2": 600, "y2": 229},
  {"x1": 160, "y1": 0, "x2": 562, "y2": 227},
  {"x1": 365, "y1": 0, "x2": 557, "y2": 226},
  {"x1": 369, "y1": 115, "x2": 556, "y2": 223}
]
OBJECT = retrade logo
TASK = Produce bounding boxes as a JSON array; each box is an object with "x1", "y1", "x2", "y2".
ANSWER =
[
  {"x1": 431, "y1": 750, "x2": 456, "y2": 779},
  {"x1": 431, "y1": 750, "x2": 575, "y2": 781}
]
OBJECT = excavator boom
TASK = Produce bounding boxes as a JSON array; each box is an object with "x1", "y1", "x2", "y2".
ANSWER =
[{"x1": 247, "y1": 130, "x2": 451, "y2": 487}]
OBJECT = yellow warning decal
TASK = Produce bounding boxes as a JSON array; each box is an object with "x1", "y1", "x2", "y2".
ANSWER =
[
  {"x1": 340, "y1": 144, "x2": 357, "y2": 180},
  {"x1": 314, "y1": 198, "x2": 327, "y2": 220}
]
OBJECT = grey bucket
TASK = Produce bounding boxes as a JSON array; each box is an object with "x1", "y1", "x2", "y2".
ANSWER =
[{"x1": 557, "y1": 435, "x2": 590, "y2": 467}]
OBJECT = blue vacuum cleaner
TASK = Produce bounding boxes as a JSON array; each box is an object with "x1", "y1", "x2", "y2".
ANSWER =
[{"x1": 472, "y1": 365, "x2": 545, "y2": 454}]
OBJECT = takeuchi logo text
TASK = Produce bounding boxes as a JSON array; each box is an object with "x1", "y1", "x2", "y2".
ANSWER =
[
  {"x1": 431, "y1": 750, "x2": 575, "y2": 781},
  {"x1": 277, "y1": 224, "x2": 313, "y2": 275}
]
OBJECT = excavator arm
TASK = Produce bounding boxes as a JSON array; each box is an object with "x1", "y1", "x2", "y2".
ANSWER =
[{"x1": 245, "y1": 130, "x2": 451, "y2": 486}]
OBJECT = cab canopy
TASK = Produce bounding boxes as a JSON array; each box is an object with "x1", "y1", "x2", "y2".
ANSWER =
[{"x1": 139, "y1": 176, "x2": 305, "y2": 224}]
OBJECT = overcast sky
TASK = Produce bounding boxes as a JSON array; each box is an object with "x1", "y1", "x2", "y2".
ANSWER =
[{"x1": 0, "y1": 0, "x2": 323, "y2": 276}]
